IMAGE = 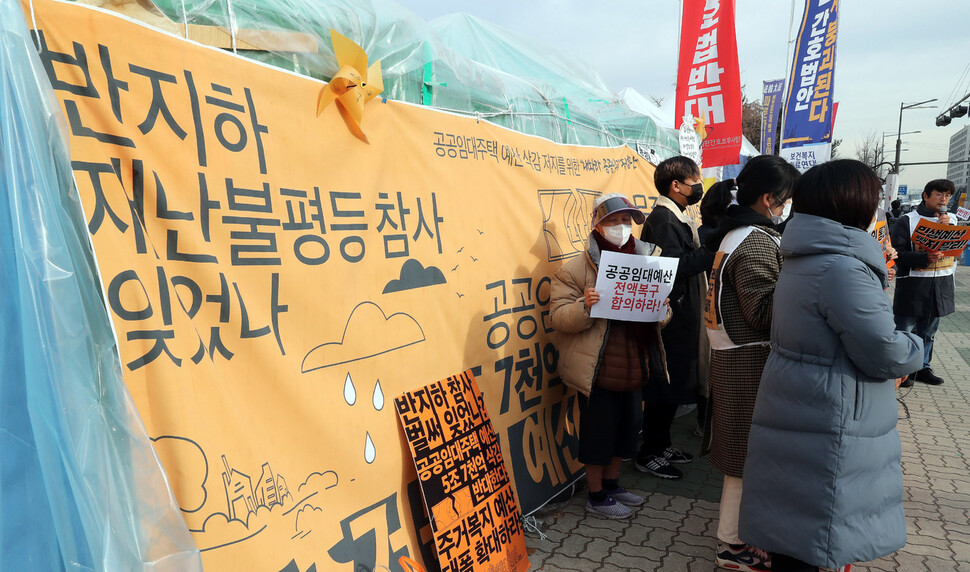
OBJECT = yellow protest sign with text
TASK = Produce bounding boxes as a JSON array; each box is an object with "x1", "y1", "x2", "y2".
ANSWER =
[{"x1": 27, "y1": 1, "x2": 659, "y2": 569}]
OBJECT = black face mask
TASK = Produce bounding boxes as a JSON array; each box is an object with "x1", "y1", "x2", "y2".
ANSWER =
[{"x1": 683, "y1": 181, "x2": 704, "y2": 205}]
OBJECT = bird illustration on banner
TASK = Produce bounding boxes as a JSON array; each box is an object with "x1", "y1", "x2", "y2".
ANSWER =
[{"x1": 316, "y1": 29, "x2": 384, "y2": 143}]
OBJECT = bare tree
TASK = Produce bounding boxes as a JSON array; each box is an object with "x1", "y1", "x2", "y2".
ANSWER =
[
  {"x1": 854, "y1": 131, "x2": 882, "y2": 167},
  {"x1": 741, "y1": 96, "x2": 763, "y2": 151}
]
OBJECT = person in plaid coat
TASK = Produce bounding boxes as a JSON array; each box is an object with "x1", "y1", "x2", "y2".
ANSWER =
[{"x1": 702, "y1": 155, "x2": 800, "y2": 572}]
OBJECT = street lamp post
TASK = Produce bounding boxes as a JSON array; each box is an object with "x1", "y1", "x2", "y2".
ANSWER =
[
  {"x1": 881, "y1": 130, "x2": 919, "y2": 171},
  {"x1": 894, "y1": 99, "x2": 937, "y2": 173}
]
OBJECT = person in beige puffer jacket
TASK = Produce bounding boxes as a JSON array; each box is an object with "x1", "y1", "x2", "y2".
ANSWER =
[{"x1": 550, "y1": 193, "x2": 670, "y2": 519}]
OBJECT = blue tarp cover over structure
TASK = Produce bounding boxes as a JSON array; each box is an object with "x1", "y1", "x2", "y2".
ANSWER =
[{"x1": 0, "y1": 0, "x2": 201, "y2": 568}]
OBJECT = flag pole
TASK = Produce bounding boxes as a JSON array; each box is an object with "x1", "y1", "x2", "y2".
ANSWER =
[
  {"x1": 778, "y1": 0, "x2": 798, "y2": 155},
  {"x1": 676, "y1": 0, "x2": 683, "y2": 129}
]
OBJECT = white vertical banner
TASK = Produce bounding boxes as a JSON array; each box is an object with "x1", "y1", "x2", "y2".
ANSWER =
[{"x1": 883, "y1": 172, "x2": 898, "y2": 213}]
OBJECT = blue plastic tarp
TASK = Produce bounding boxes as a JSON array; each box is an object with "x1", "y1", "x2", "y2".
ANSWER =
[{"x1": 0, "y1": 1, "x2": 201, "y2": 569}]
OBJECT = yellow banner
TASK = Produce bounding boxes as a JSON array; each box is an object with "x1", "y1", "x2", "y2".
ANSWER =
[{"x1": 28, "y1": 1, "x2": 658, "y2": 569}]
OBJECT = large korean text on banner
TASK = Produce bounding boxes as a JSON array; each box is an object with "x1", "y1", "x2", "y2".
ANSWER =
[
  {"x1": 675, "y1": 0, "x2": 742, "y2": 168},
  {"x1": 25, "y1": 1, "x2": 661, "y2": 570},
  {"x1": 780, "y1": 0, "x2": 840, "y2": 171}
]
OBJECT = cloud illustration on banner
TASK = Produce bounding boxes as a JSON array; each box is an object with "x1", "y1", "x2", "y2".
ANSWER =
[
  {"x1": 301, "y1": 301, "x2": 426, "y2": 372},
  {"x1": 299, "y1": 471, "x2": 339, "y2": 492},
  {"x1": 383, "y1": 258, "x2": 446, "y2": 293},
  {"x1": 151, "y1": 435, "x2": 208, "y2": 513},
  {"x1": 294, "y1": 504, "x2": 327, "y2": 538}
]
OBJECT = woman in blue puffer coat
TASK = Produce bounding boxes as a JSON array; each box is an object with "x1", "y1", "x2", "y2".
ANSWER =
[{"x1": 739, "y1": 160, "x2": 923, "y2": 572}]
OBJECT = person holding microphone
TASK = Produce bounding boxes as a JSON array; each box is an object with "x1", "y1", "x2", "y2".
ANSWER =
[{"x1": 890, "y1": 179, "x2": 957, "y2": 386}]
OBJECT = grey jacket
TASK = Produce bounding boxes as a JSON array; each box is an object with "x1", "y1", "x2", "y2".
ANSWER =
[{"x1": 739, "y1": 214, "x2": 923, "y2": 568}]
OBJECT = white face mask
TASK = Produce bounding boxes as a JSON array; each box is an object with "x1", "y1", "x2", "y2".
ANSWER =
[
  {"x1": 600, "y1": 223, "x2": 632, "y2": 247},
  {"x1": 769, "y1": 200, "x2": 791, "y2": 226},
  {"x1": 864, "y1": 207, "x2": 881, "y2": 234}
]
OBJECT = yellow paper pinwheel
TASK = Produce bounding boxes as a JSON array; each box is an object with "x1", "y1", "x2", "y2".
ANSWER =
[
  {"x1": 693, "y1": 115, "x2": 709, "y2": 142},
  {"x1": 316, "y1": 29, "x2": 384, "y2": 142}
]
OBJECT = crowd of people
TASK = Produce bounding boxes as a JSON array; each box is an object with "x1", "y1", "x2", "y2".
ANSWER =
[{"x1": 550, "y1": 155, "x2": 959, "y2": 572}]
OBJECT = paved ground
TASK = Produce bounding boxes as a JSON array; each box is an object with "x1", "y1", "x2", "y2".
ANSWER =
[{"x1": 524, "y1": 266, "x2": 970, "y2": 571}]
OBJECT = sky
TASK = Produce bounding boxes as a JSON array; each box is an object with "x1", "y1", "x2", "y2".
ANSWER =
[{"x1": 396, "y1": 0, "x2": 970, "y2": 197}]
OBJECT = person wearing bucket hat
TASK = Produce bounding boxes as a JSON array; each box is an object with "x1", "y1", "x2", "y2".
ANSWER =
[
  {"x1": 636, "y1": 155, "x2": 715, "y2": 480},
  {"x1": 550, "y1": 193, "x2": 669, "y2": 520},
  {"x1": 590, "y1": 194, "x2": 647, "y2": 230}
]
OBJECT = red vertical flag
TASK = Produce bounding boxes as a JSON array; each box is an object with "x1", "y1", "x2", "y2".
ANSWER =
[{"x1": 675, "y1": 0, "x2": 742, "y2": 167}]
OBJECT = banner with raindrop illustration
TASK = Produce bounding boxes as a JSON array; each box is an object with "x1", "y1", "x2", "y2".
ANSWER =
[{"x1": 27, "y1": 0, "x2": 660, "y2": 570}]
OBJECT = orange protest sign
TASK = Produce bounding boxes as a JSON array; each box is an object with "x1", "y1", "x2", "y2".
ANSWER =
[
  {"x1": 871, "y1": 218, "x2": 895, "y2": 269},
  {"x1": 395, "y1": 370, "x2": 529, "y2": 572},
  {"x1": 26, "y1": 0, "x2": 659, "y2": 569},
  {"x1": 912, "y1": 219, "x2": 970, "y2": 257}
]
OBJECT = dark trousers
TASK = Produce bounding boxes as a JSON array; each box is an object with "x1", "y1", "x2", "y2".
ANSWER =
[
  {"x1": 770, "y1": 553, "x2": 821, "y2": 572},
  {"x1": 895, "y1": 313, "x2": 941, "y2": 369},
  {"x1": 640, "y1": 401, "x2": 678, "y2": 457}
]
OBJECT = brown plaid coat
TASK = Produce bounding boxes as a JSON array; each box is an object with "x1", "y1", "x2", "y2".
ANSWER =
[{"x1": 707, "y1": 226, "x2": 782, "y2": 478}]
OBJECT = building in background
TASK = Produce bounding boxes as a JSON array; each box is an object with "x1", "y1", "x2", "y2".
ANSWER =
[{"x1": 947, "y1": 125, "x2": 970, "y2": 198}]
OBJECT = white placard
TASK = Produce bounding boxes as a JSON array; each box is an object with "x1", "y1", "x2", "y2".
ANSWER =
[
  {"x1": 957, "y1": 206, "x2": 970, "y2": 221},
  {"x1": 679, "y1": 114, "x2": 701, "y2": 165},
  {"x1": 590, "y1": 251, "x2": 679, "y2": 322}
]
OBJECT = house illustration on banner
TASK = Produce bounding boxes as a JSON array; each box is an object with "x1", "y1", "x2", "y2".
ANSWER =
[
  {"x1": 222, "y1": 455, "x2": 257, "y2": 523},
  {"x1": 222, "y1": 455, "x2": 289, "y2": 524}
]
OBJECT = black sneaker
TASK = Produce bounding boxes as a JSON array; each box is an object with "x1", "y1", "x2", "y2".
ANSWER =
[
  {"x1": 635, "y1": 453, "x2": 683, "y2": 479},
  {"x1": 899, "y1": 376, "x2": 915, "y2": 388},
  {"x1": 915, "y1": 368, "x2": 944, "y2": 385}
]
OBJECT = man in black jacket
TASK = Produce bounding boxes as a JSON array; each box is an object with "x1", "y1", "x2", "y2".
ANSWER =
[
  {"x1": 891, "y1": 179, "x2": 956, "y2": 386},
  {"x1": 636, "y1": 156, "x2": 715, "y2": 478},
  {"x1": 887, "y1": 199, "x2": 902, "y2": 227}
]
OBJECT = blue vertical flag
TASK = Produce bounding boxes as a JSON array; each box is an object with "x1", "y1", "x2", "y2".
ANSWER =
[
  {"x1": 780, "y1": 0, "x2": 839, "y2": 170},
  {"x1": 760, "y1": 79, "x2": 785, "y2": 155}
]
